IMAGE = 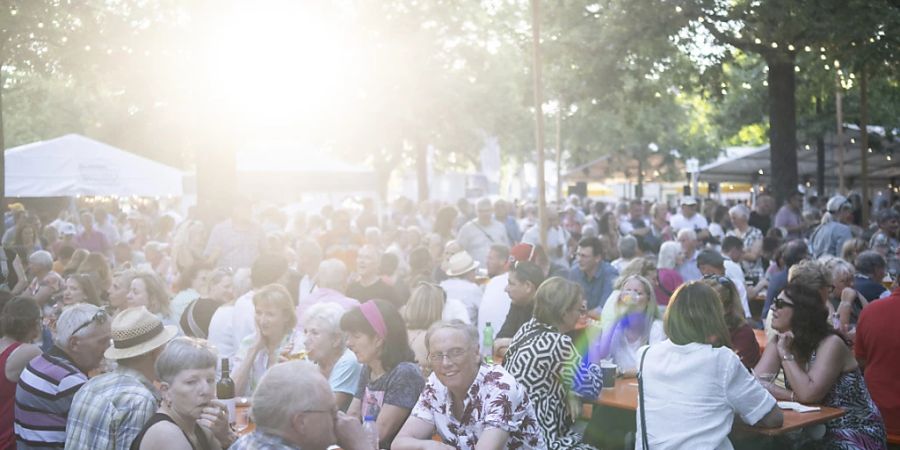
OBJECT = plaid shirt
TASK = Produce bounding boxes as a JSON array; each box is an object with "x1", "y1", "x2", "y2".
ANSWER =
[
  {"x1": 230, "y1": 430, "x2": 301, "y2": 450},
  {"x1": 64, "y1": 366, "x2": 159, "y2": 450}
]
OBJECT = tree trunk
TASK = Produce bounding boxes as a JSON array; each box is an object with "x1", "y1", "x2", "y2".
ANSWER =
[
  {"x1": 859, "y1": 66, "x2": 869, "y2": 225},
  {"x1": 636, "y1": 149, "x2": 644, "y2": 199},
  {"x1": 416, "y1": 142, "x2": 428, "y2": 202},
  {"x1": 814, "y1": 96, "x2": 825, "y2": 198},
  {"x1": 766, "y1": 55, "x2": 799, "y2": 206}
]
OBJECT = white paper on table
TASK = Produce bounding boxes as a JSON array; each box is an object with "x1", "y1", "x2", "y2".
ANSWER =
[{"x1": 777, "y1": 401, "x2": 821, "y2": 413}]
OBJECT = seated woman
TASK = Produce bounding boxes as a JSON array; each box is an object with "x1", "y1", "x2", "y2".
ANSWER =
[
  {"x1": 599, "y1": 258, "x2": 662, "y2": 331},
  {"x1": 131, "y1": 337, "x2": 234, "y2": 450},
  {"x1": 341, "y1": 299, "x2": 425, "y2": 449},
  {"x1": 233, "y1": 284, "x2": 297, "y2": 396},
  {"x1": 764, "y1": 259, "x2": 835, "y2": 341},
  {"x1": 393, "y1": 320, "x2": 545, "y2": 450},
  {"x1": 754, "y1": 283, "x2": 887, "y2": 449},
  {"x1": 403, "y1": 282, "x2": 447, "y2": 374},
  {"x1": 0, "y1": 296, "x2": 43, "y2": 449},
  {"x1": 170, "y1": 264, "x2": 211, "y2": 329},
  {"x1": 824, "y1": 257, "x2": 867, "y2": 334},
  {"x1": 637, "y1": 282, "x2": 782, "y2": 449},
  {"x1": 498, "y1": 261, "x2": 544, "y2": 339},
  {"x1": 701, "y1": 277, "x2": 760, "y2": 369},
  {"x1": 655, "y1": 242, "x2": 685, "y2": 306},
  {"x1": 127, "y1": 272, "x2": 178, "y2": 326},
  {"x1": 76, "y1": 252, "x2": 113, "y2": 301},
  {"x1": 503, "y1": 277, "x2": 603, "y2": 450},
  {"x1": 301, "y1": 302, "x2": 362, "y2": 412},
  {"x1": 593, "y1": 275, "x2": 664, "y2": 377}
]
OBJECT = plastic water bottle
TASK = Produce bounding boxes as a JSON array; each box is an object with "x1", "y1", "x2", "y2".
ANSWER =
[
  {"x1": 363, "y1": 415, "x2": 378, "y2": 449},
  {"x1": 482, "y1": 322, "x2": 494, "y2": 364}
]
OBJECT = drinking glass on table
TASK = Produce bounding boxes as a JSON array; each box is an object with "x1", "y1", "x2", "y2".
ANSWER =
[{"x1": 753, "y1": 370, "x2": 777, "y2": 390}]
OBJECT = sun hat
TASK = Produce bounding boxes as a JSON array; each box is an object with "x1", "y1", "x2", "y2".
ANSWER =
[
  {"x1": 104, "y1": 306, "x2": 178, "y2": 360},
  {"x1": 445, "y1": 251, "x2": 480, "y2": 277}
]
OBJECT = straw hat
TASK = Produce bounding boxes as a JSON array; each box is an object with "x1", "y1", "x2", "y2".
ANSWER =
[
  {"x1": 445, "y1": 251, "x2": 479, "y2": 277},
  {"x1": 104, "y1": 306, "x2": 178, "y2": 360}
]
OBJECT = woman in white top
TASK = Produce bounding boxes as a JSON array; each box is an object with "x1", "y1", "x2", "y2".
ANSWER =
[
  {"x1": 205, "y1": 269, "x2": 237, "y2": 360},
  {"x1": 232, "y1": 284, "x2": 297, "y2": 396},
  {"x1": 592, "y1": 275, "x2": 664, "y2": 377},
  {"x1": 636, "y1": 282, "x2": 782, "y2": 450}
]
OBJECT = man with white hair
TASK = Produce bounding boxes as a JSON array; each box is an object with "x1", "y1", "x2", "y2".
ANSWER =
[
  {"x1": 456, "y1": 199, "x2": 510, "y2": 266},
  {"x1": 669, "y1": 197, "x2": 709, "y2": 238},
  {"x1": 230, "y1": 360, "x2": 369, "y2": 450},
  {"x1": 16, "y1": 304, "x2": 111, "y2": 449},
  {"x1": 295, "y1": 259, "x2": 360, "y2": 327},
  {"x1": 810, "y1": 195, "x2": 854, "y2": 258},
  {"x1": 676, "y1": 229, "x2": 703, "y2": 282}
]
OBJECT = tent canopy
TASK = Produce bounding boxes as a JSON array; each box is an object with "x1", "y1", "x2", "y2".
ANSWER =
[
  {"x1": 236, "y1": 144, "x2": 378, "y2": 197},
  {"x1": 699, "y1": 126, "x2": 900, "y2": 187},
  {"x1": 5, "y1": 134, "x2": 184, "y2": 198}
]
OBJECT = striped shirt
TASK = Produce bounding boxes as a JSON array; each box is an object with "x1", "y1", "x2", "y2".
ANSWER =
[
  {"x1": 15, "y1": 346, "x2": 86, "y2": 449},
  {"x1": 64, "y1": 366, "x2": 159, "y2": 450}
]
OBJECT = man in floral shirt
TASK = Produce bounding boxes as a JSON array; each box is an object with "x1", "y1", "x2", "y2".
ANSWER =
[{"x1": 393, "y1": 321, "x2": 546, "y2": 450}]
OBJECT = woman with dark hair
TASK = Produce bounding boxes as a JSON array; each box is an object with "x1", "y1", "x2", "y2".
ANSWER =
[
  {"x1": 62, "y1": 248, "x2": 89, "y2": 278},
  {"x1": 127, "y1": 271, "x2": 176, "y2": 326},
  {"x1": 62, "y1": 273, "x2": 101, "y2": 306},
  {"x1": 636, "y1": 282, "x2": 781, "y2": 449},
  {"x1": 597, "y1": 211, "x2": 620, "y2": 260},
  {"x1": 504, "y1": 277, "x2": 602, "y2": 449},
  {"x1": 432, "y1": 206, "x2": 458, "y2": 243},
  {"x1": 701, "y1": 277, "x2": 760, "y2": 369},
  {"x1": 9, "y1": 222, "x2": 41, "y2": 261},
  {"x1": 76, "y1": 252, "x2": 112, "y2": 299},
  {"x1": 341, "y1": 299, "x2": 424, "y2": 449},
  {"x1": 755, "y1": 283, "x2": 886, "y2": 449},
  {"x1": 0, "y1": 296, "x2": 42, "y2": 449}
]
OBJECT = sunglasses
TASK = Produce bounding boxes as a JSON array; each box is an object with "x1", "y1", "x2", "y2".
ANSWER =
[
  {"x1": 773, "y1": 297, "x2": 795, "y2": 310},
  {"x1": 703, "y1": 274, "x2": 732, "y2": 286},
  {"x1": 70, "y1": 308, "x2": 109, "y2": 336}
]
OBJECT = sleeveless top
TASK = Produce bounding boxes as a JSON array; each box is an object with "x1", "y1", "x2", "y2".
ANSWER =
[
  {"x1": 130, "y1": 412, "x2": 213, "y2": 450},
  {"x1": 0, "y1": 342, "x2": 23, "y2": 450}
]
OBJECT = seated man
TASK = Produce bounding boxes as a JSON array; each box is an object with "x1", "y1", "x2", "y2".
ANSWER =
[
  {"x1": 392, "y1": 321, "x2": 545, "y2": 450},
  {"x1": 231, "y1": 360, "x2": 369, "y2": 450}
]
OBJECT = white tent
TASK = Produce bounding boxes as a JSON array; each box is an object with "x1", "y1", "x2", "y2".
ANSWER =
[{"x1": 5, "y1": 134, "x2": 184, "y2": 198}]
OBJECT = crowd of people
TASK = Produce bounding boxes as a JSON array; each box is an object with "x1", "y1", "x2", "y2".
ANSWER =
[{"x1": 0, "y1": 190, "x2": 896, "y2": 449}]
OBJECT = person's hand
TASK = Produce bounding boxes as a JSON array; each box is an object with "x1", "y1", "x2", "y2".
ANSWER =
[
  {"x1": 776, "y1": 331, "x2": 794, "y2": 358},
  {"x1": 334, "y1": 411, "x2": 371, "y2": 450},
  {"x1": 197, "y1": 400, "x2": 234, "y2": 447}
]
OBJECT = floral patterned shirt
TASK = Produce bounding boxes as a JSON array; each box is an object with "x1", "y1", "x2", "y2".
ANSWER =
[{"x1": 411, "y1": 364, "x2": 546, "y2": 450}]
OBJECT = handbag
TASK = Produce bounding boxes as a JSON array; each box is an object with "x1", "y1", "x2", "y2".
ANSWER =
[{"x1": 638, "y1": 346, "x2": 651, "y2": 450}]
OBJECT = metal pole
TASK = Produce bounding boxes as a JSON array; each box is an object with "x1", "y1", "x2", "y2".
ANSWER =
[{"x1": 530, "y1": 0, "x2": 547, "y2": 249}]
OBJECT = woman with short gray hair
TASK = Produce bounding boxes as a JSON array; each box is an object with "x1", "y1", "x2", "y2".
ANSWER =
[
  {"x1": 131, "y1": 337, "x2": 234, "y2": 450},
  {"x1": 25, "y1": 250, "x2": 64, "y2": 307},
  {"x1": 301, "y1": 302, "x2": 361, "y2": 412}
]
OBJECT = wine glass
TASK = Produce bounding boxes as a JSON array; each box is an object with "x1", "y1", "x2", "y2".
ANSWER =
[{"x1": 753, "y1": 370, "x2": 777, "y2": 390}]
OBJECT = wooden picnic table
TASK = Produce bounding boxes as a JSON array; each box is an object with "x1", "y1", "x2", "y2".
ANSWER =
[{"x1": 591, "y1": 378, "x2": 845, "y2": 436}]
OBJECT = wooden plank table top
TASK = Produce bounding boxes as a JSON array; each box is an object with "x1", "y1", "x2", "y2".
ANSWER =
[{"x1": 591, "y1": 379, "x2": 845, "y2": 436}]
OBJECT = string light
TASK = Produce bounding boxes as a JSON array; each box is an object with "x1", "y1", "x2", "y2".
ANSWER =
[
  {"x1": 804, "y1": 46, "x2": 812, "y2": 52},
  {"x1": 754, "y1": 38, "x2": 762, "y2": 44},
  {"x1": 804, "y1": 144, "x2": 811, "y2": 150},
  {"x1": 788, "y1": 44, "x2": 795, "y2": 51},
  {"x1": 758, "y1": 169, "x2": 764, "y2": 175},
  {"x1": 770, "y1": 42, "x2": 778, "y2": 48},
  {"x1": 675, "y1": 6, "x2": 682, "y2": 12}
]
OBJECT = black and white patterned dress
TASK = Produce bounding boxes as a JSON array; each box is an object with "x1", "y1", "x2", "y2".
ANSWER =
[{"x1": 503, "y1": 318, "x2": 603, "y2": 450}]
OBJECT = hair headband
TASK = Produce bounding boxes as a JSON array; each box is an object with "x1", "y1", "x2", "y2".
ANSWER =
[{"x1": 359, "y1": 301, "x2": 387, "y2": 339}]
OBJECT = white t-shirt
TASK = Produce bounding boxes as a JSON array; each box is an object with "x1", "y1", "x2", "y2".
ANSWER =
[
  {"x1": 608, "y1": 320, "x2": 665, "y2": 374},
  {"x1": 208, "y1": 304, "x2": 237, "y2": 362},
  {"x1": 635, "y1": 340, "x2": 776, "y2": 450},
  {"x1": 440, "y1": 278, "x2": 483, "y2": 325},
  {"x1": 669, "y1": 213, "x2": 709, "y2": 232},
  {"x1": 231, "y1": 289, "x2": 257, "y2": 353},
  {"x1": 723, "y1": 258, "x2": 751, "y2": 318},
  {"x1": 478, "y1": 273, "x2": 512, "y2": 346}
]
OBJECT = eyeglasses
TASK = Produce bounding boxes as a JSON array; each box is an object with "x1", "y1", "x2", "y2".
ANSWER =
[
  {"x1": 71, "y1": 308, "x2": 109, "y2": 336},
  {"x1": 427, "y1": 348, "x2": 470, "y2": 363},
  {"x1": 773, "y1": 297, "x2": 795, "y2": 309}
]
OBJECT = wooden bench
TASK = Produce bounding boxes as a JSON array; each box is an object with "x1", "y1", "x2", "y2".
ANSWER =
[{"x1": 887, "y1": 432, "x2": 900, "y2": 445}]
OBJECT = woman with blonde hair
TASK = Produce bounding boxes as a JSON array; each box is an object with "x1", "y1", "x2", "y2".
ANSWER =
[
  {"x1": 593, "y1": 275, "x2": 664, "y2": 377},
  {"x1": 403, "y1": 282, "x2": 446, "y2": 373},
  {"x1": 233, "y1": 284, "x2": 297, "y2": 396},
  {"x1": 599, "y1": 258, "x2": 660, "y2": 331},
  {"x1": 841, "y1": 238, "x2": 868, "y2": 266}
]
